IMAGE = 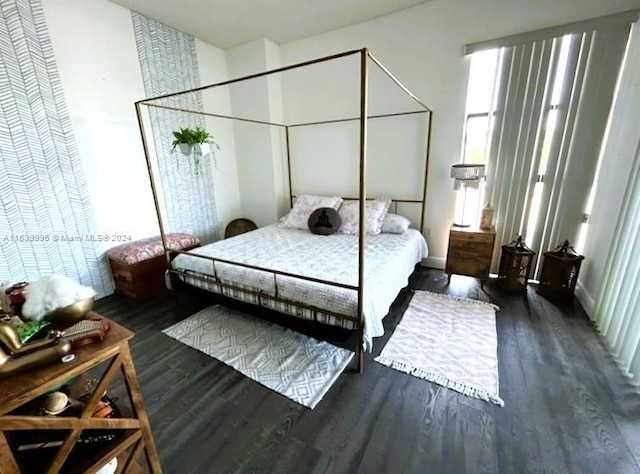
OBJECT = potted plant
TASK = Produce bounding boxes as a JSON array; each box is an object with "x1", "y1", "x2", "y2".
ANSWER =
[{"x1": 171, "y1": 126, "x2": 220, "y2": 174}]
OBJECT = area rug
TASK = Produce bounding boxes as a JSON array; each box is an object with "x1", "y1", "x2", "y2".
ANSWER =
[
  {"x1": 162, "y1": 305, "x2": 354, "y2": 409},
  {"x1": 374, "y1": 291, "x2": 504, "y2": 406}
]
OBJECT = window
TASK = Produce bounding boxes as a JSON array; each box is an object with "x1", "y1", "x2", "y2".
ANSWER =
[
  {"x1": 462, "y1": 20, "x2": 632, "y2": 275},
  {"x1": 522, "y1": 35, "x2": 571, "y2": 250},
  {"x1": 458, "y1": 49, "x2": 502, "y2": 228}
]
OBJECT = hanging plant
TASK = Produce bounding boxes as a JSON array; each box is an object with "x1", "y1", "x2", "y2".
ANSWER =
[{"x1": 171, "y1": 126, "x2": 220, "y2": 174}]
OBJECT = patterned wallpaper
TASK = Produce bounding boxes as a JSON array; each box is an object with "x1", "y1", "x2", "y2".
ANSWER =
[
  {"x1": 132, "y1": 12, "x2": 220, "y2": 244},
  {"x1": 0, "y1": 0, "x2": 112, "y2": 295}
]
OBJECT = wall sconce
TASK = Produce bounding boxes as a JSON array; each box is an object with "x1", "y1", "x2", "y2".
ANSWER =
[{"x1": 451, "y1": 164, "x2": 485, "y2": 227}]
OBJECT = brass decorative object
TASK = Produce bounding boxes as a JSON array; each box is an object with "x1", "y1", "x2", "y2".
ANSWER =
[
  {"x1": 0, "y1": 321, "x2": 71, "y2": 378},
  {"x1": 45, "y1": 296, "x2": 94, "y2": 325}
]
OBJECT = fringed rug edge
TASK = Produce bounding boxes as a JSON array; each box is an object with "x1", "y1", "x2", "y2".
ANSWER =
[
  {"x1": 374, "y1": 354, "x2": 505, "y2": 407},
  {"x1": 412, "y1": 289, "x2": 500, "y2": 312}
]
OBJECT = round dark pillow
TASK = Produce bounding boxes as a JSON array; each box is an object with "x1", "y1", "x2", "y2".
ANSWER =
[{"x1": 308, "y1": 207, "x2": 341, "y2": 235}]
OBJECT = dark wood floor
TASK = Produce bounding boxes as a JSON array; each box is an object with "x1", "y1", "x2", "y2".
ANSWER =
[{"x1": 94, "y1": 267, "x2": 640, "y2": 474}]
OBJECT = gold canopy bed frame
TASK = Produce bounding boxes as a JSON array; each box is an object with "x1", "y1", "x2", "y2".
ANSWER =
[{"x1": 134, "y1": 48, "x2": 432, "y2": 372}]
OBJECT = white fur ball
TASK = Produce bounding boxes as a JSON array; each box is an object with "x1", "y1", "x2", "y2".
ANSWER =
[{"x1": 22, "y1": 275, "x2": 96, "y2": 322}]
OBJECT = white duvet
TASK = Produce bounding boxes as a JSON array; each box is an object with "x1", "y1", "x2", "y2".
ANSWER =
[{"x1": 171, "y1": 225, "x2": 428, "y2": 350}]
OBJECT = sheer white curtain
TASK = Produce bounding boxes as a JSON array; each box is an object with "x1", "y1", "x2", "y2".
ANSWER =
[{"x1": 478, "y1": 17, "x2": 634, "y2": 272}]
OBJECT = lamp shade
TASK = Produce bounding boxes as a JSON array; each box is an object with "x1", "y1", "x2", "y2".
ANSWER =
[
  {"x1": 451, "y1": 164, "x2": 485, "y2": 180},
  {"x1": 451, "y1": 164, "x2": 485, "y2": 190}
]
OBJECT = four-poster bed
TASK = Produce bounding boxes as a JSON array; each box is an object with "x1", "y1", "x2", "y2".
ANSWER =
[{"x1": 134, "y1": 48, "x2": 433, "y2": 372}]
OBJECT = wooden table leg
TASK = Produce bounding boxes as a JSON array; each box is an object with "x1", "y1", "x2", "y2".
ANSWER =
[
  {"x1": 119, "y1": 343, "x2": 163, "y2": 473},
  {"x1": 0, "y1": 431, "x2": 20, "y2": 474}
]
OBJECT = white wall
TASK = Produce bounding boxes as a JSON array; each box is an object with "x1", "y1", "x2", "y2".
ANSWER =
[
  {"x1": 42, "y1": 0, "x2": 238, "y2": 250},
  {"x1": 42, "y1": 0, "x2": 156, "y2": 248},
  {"x1": 196, "y1": 39, "x2": 242, "y2": 232},
  {"x1": 280, "y1": 0, "x2": 640, "y2": 268},
  {"x1": 287, "y1": 114, "x2": 428, "y2": 227},
  {"x1": 264, "y1": 40, "x2": 290, "y2": 219},
  {"x1": 227, "y1": 39, "x2": 288, "y2": 227},
  {"x1": 577, "y1": 24, "x2": 640, "y2": 315}
]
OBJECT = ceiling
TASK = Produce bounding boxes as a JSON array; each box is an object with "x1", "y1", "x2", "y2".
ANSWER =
[{"x1": 109, "y1": 0, "x2": 431, "y2": 49}]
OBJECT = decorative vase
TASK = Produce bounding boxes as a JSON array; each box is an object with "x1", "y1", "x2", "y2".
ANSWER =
[
  {"x1": 177, "y1": 143, "x2": 191, "y2": 156},
  {"x1": 480, "y1": 203, "x2": 494, "y2": 230},
  {"x1": 192, "y1": 143, "x2": 210, "y2": 156}
]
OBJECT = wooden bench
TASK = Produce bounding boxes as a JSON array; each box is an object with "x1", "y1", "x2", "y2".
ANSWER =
[{"x1": 107, "y1": 233, "x2": 200, "y2": 299}]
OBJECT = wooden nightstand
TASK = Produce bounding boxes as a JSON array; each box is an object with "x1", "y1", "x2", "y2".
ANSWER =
[{"x1": 445, "y1": 225, "x2": 496, "y2": 287}]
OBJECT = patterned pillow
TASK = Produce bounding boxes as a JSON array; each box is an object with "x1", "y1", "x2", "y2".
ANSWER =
[
  {"x1": 279, "y1": 194, "x2": 343, "y2": 230},
  {"x1": 337, "y1": 198, "x2": 392, "y2": 235},
  {"x1": 381, "y1": 213, "x2": 411, "y2": 234}
]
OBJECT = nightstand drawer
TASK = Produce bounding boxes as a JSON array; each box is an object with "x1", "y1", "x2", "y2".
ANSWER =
[
  {"x1": 446, "y1": 254, "x2": 491, "y2": 278},
  {"x1": 449, "y1": 230, "x2": 495, "y2": 245},
  {"x1": 448, "y1": 240, "x2": 493, "y2": 256},
  {"x1": 445, "y1": 226, "x2": 496, "y2": 282}
]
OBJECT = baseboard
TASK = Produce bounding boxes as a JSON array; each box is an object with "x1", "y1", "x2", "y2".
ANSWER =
[
  {"x1": 422, "y1": 256, "x2": 445, "y2": 269},
  {"x1": 575, "y1": 281, "x2": 596, "y2": 319}
]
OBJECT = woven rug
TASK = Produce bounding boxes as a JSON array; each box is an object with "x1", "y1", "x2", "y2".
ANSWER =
[
  {"x1": 162, "y1": 305, "x2": 354, "y2": 409},
  {"x1": 375, "y1": 291, "x2": 504, "y2": 406}
]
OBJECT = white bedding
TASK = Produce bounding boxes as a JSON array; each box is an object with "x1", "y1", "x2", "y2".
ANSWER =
[{"x1": 171, "y1": 224, "x2": 428, "y2": 350}]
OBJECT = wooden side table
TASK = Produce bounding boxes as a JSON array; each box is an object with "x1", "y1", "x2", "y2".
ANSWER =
[
  {"x1": 445, "y1": 225, "x2": 496, "y2": 287},
  {"x1": 0, "y1": 313, "x2": 162, "y2": 473}
]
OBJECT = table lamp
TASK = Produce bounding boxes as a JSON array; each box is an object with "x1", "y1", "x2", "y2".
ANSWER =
[{"x1": 451, "y1": 164, "x2": 485, "y2": 227}]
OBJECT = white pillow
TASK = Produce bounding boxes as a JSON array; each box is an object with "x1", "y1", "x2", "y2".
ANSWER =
[
  {"x1": 279, "y1": 194, "x2": 343, "y2": 230},
  {"x1": 337, "y1": 198, "x2": 391, "y2": 235},
  {"x1": 381, "y1": 213, "x2": 411, "y2": 234}
]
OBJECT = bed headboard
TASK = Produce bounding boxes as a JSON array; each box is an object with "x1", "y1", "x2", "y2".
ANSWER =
[{"x1": 290, "y1": 195, "x2": 426, "y2": 232}]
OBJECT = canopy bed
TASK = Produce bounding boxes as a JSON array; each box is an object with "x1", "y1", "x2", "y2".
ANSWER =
[{"x1": 134, "y1": 48, "x2": 432, "y2": 372}]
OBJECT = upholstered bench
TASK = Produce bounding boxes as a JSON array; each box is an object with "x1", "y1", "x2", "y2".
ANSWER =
[{"x1": 107, "y1": 233, "x2": 200, "y2": 299}]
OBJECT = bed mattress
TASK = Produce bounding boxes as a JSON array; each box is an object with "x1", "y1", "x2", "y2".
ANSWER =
[{"x1": 171, "y1": 224, "x2": 428, "y2": 350}]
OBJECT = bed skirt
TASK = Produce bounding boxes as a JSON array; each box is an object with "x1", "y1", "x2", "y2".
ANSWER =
[{"x1": 179, "y1": 273, "x2": 357, "y2": 330}]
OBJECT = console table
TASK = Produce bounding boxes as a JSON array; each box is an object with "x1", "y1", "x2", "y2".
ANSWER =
[{"x1": 0, "y1": 313, "x2": 162, "y2": 473}]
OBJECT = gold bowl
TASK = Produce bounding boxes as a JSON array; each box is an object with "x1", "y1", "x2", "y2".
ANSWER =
[{"x1": 45, "y1": 297, "x2": 94, "y2": 325}]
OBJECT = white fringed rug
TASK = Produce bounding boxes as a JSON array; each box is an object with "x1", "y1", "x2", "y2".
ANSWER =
[
  {"x1": 375, "y1": 291, "x2": 504, "y2": 406},
  {"x1": 163, "y1": 305, "x2": 354, "y2": 409}
]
